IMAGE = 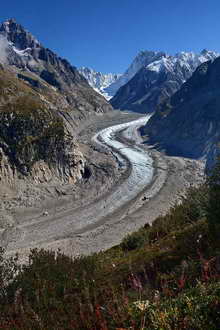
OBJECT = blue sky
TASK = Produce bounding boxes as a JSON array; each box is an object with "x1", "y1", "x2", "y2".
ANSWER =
[{"x1": 0, "y1": 0, "x2": 220, "y2": 73}]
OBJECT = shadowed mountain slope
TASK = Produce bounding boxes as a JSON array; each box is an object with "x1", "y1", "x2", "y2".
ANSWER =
[
  {"x1": 142, "y1": 57, "x2": 220, "y2": 169},
  {"x1": 110, "y1": 50, "x2": 218, "y2": 113}
]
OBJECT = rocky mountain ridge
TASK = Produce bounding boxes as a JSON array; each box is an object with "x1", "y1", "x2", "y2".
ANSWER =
[
  {"x1": 110, "y1": 49, "x2": 219, "y2": 113},
  {"x1": 78, "y1": 67, "x2": 121, "y2": 100},
  {"x1": 0, "y1": 19, "x2": 112, "y2": 187},
  {"x1": 142, "y1": 57, "x2": 220, "y2": 169},
  {"x1": 79, "y1": 51, "x2": 168, "y2": 99},
  {"x1": 0, "y1": 62, "x2": 86, "y2": 188},
  {"x1": 105, "y1": 50, "x2": 167, "y2": 98},
  {"x1": 0, "y1": 19, "x2": 112, "y2": 116}
]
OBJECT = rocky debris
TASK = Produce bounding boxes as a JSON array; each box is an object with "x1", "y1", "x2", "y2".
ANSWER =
[
  {"x1": 0, "y1": 148, "x2": 18, "y2": 185},
  {"x1": 0, "y1": 212, "x2": 15, "y2": 228},
  {"x1": 0, "y1": 110, "x2": 206, "y2": 260}
]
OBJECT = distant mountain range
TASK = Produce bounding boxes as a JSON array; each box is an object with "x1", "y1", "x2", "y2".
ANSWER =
[
  {"x1": 79, "y1": 50, "x2": 219, "y2": 115},
  {"x1": 78, "y1": 67, "x2": 121, "y2": 100},
  {"x1": 78, "y1": 51, "x2": 167, "y2": 99},
  {"x1": 110, "y1": 49, "x2": 219, "y2": 113},
  {"x1": 142, "y1": 57, "x2": 220, "y2": 169},
  {"x1": 79, "y1": 48, "x2": 220, "y2": 169},
  {"x1": 105, "y1": 50, "x2": 167, "y2": 98}
]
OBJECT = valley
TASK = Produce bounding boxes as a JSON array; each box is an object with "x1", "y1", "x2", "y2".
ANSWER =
[
  {"x1": 0, "y1": 6, "x2": 219, "y2": 328},
  {"x1": 0, "y1": 111, "x2": 204, "y2": 262},
  {"x1": 0, "y1": 19, "x2": 211, "y2": 263}
]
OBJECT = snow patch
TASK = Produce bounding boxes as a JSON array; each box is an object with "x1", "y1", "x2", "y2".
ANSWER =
[{"x1": 12, "y1": 46, "x2": 31, "y2": 57}]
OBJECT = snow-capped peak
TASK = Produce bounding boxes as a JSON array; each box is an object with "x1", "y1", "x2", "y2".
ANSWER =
[
  {"x1": 145, "y1": 50, "x2": 219, "y2": 76},
  {"x1": 78, "y1": 67, "x2": 121, "y2": 100},
  {"x1": 103, "y1": 50, "x2": 168, "y2": 97},
  {"x1": 146, "y1": 56, "x2": 172, "y2": 72},
  {"x1": 0, "y1": 18, "x2": 41, "y2": 51},
  {"x1": 81, "y1": 49, "x2": 219, "y2": 100}
]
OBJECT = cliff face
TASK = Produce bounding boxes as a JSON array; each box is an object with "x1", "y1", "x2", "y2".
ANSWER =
[{"x1": 142, "y1": 58, "x2": 220, "y2": 169}]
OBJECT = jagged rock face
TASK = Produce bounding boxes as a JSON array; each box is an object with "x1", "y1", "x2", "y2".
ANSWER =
[
  {"x1": 0, "y1": 18, "x2": 41, "y2": 50},
  {"x1": 78, "y1": 67, "x2": 121, "y2": 100},
  {"x1": 105, "y1": 50, "x2": 166, "y2": 97},
  {"x1": 110, "y1": 50, "x2": 219, "y2": 113},
  {"x1": 0, "y1": 19, "x2": 112, "y2": 115},
  {"x1": 142, "y1": 57, "x2": 220, "y2": 169}
]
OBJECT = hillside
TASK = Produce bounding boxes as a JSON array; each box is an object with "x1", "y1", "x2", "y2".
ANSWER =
[
  {"x1": 0, "y1": 161, "x2": 219, "y2": 329},
  {"x1": 142, "y1": 57, "x2": 220, "y2": 169},
  {"x1": 0, "y1": 19, "x2": 113, "y2": 186},
  {"x1": 0, "y1": 65, "x2": 87, "y2": 185},
  {"x1": 110, "y1": 50, "x2": 218, "y2": 113},
  {"x1": 0, "y1": 19, "x2": 112, "y2": 117}
]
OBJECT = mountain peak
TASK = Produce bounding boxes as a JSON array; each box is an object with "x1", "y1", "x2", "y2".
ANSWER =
[
  {"x1": 110, "y1": 49, "x2": 219, "y2": 113},
  {"x1": 201, "y1": 48, "x2": 209, "y2": 55},
  {"x1": 0, "y1": 18, "x2": 41, "y2": 50},
  {"x1": 78, "y1": 67, "x2": 121, "y2": 100},
  {"x1": 137, "y1": 50, "x2": 167, "y2": 59},
  {"x1": 1, "y1": 18, "x2": 23, "y2": 33},
  {"x1": 4, "y1": 18, "x2": 17, "y2": 24}
]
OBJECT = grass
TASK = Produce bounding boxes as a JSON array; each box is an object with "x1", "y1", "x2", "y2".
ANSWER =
[{"x1": 0, "y1": 163, "x2": 219, "y2": 328}]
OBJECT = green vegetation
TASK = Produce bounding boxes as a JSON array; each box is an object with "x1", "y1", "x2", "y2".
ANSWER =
[
  {"x1": 207, "y1": 159, "x2": 220, "y2": 238},
  {"x1": 0, "y1": 66, "x2": 67, "y2": 175},
  {"x1": 0, "y1": 161, "x2": 220, "y2": 329},
  {"x1": 0, "y1": 96, "x2": 65, "y2": 174}
]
